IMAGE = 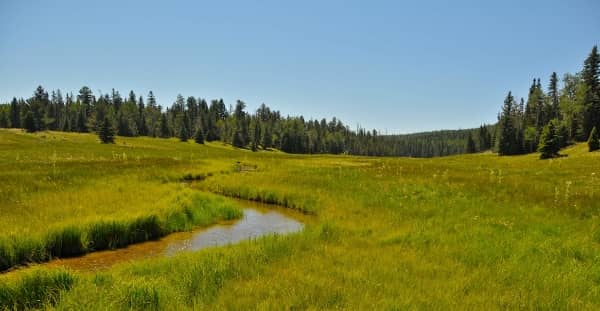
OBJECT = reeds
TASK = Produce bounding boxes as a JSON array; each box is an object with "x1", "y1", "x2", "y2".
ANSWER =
[
  {"x1": 0, "y1": 193, "x2": 241, "y2": 272},
  {"x1": 0, "y1": 269, "x2": 75, "y2": 310}
]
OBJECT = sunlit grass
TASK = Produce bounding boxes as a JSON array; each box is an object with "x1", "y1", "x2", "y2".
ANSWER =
[{"x1": 1, "y1": 129, "x2": 600, "y2": 309}]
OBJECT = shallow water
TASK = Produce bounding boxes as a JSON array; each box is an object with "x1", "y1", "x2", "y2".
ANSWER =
[{"x1": 41, "y1": 202, "x2": 305, "y2": 272}]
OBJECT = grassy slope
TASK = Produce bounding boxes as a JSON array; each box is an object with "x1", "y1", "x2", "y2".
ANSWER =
[{"x1": 1, "y1": 129, "x2": 600, "y2": 310}]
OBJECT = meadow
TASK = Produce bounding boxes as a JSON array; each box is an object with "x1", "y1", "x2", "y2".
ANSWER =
[{"x1": 1, "y1": 128, "x2": 600, "y2": 310}]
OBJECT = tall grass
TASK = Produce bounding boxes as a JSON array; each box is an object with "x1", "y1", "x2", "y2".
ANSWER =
[
  {"x1": 51, "y1": 224, "x2": 335, "y2": 310},
  {"x1": 2, "y1": 129, "x2": 600, "y2": 309},
  {"x1": 0, "y1": 191, "x2": 242, "y2": 272},
  {"x1": 203, "y1": 183, "x2": 317, "y2": 214},
  {"x1": 0, "y1": 268, "x2": 75, "y2": 310}
]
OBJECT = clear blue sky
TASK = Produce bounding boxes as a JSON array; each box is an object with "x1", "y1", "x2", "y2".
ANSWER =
[{"x1": 0, "y1": 0, "x2": 598, "y2": 133}]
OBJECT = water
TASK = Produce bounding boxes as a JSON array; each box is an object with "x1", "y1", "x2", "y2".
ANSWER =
[{"x1": 41, "y1": 203, "x2": 305, "y2": 272}]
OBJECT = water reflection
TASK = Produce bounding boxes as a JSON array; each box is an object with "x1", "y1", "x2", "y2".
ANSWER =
[
  {"x1": 42, "y1": 204, "x2": 305, "y2": 272},
  {"x1": 164, "y1": 208, "x2": 303, "y2": 255}
]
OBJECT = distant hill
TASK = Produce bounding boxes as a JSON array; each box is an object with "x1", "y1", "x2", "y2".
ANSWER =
[{"x1": 377, "y1": 126, "x2": 496, "y2": 158}]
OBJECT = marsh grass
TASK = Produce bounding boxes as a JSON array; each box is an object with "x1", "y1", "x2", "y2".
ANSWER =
[
  {"x1": 51, "y1": 224, "x2": 336, "y2": 310},
  {"x1": 205, "y1": 184, "x2": 317, "y2": 214},
  {"x1": 1, "y1": 129, "x2": 600, "y2": 309},
  {"x1": 125, "y1": 283, "x2": 161, "y2": 311},
  {"x1": 46, "y1": 226, "x2": 86, "y2": 258},
  {"x1": 0, "y1": 268, "x2": 74, "y2": 310},
  {"x1": 0, "y1": 190, "x2": 242, "y2": 272}
]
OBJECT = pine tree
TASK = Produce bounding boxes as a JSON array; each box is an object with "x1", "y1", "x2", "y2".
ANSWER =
[
  {"x1": 23, "y1": 111, "x2": 36, "y2": 133},
  {"x1": 10, "y1": 97, "x2": 19, "y2": 128},
  {"x1": 0, "y1": 109, "x2": 9, "y2": 128},
  {"x1": 179, "y1": 112, "x2": 190, "y2": 141},
  {"x1": 232, "y1": 130, "x2": 245, "y2": 148},
  {"x1": 478, "y1": 125, "x2": 491, "y2": 150},
  {"x1": 498, "y1": 91, "x2": 519, "y2": 155},
  {"x1": 178, "y1": 123, "x2": 188, "y2": 142},
  {"x1": 261, "y1": 124, "x2": 273, "y2": 149},
  {"x1": 582, "y1": 46, "x2": 600, "y2": 137},
  {"x1": 548, "y1": 72, "x2": 560, "y2": 120},
  {"x1": 588, "y1": 126, "x2": 599, "y2": 152},
  {"x1": 538, "y1": 120, "x2": 560, "y2": 159},
  {"x1": 76, "y1": 110, "x2": 87, "y2": 132},
  {"x1": 231, "y1": 100, "x2": 248, "y2": 148},
  {"x1": 250, "y1": 117, "x2": 260, "y2": 152},
  {"x1": 128, "y1": 90, "x2": 136, "y2": 104},
  {"x1": 194, "y1": 127, "x2": 205, "y2": 144},
  {"x1": 557, "y1": 121, "x2": 570, "y2": 148},
  {"x1": 159, "y1": 114, "x2": 170, "y2": 138},
  {"x1": 98, "y1": 117, "x2": 115, "y2": 144},
  {"x1": 466, "y1": 133, "x2": 476, "y2": 153},
  {"x1": 137, "y1": 96, "x2": 147, "y2": 136},
  {"x1": 78, "y1": 86, "x2": 94, "y2": 106}
]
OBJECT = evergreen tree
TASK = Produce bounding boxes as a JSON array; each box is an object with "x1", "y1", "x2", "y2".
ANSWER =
[
  {"x1": 111, "y1": 89, "x2": 123, "y2": 111},
  {"x1": 588, "y1": 126, "x2": 599, "y2": 152},
  {"x1": 78, "y1": 86, "x2": 94, "y2": 106},
  {"x1": 137, "y1": 96, "x2": 147, "y2": 136},
  {"x1": 232, "y1": 131, "x2": 245, "y2": 148},
  {"x1": 128, "y1": 90, "x2": 136, "y2": 104},
  {"x1": 179, "y1": 112, "x2": 190, "y2": 141},
  {"x1": 23, "y1": 111, "x2": 36, "y2": 133},
  {"x1": 147, "y1": 91, "x2": 157, "y2": 107},
  {"x1": 0, "y1": 108, "x2": 9, "y2": 128},
  {"x1": 159, "y1": 114, "x2": 170, "y2": 138},
  {"x1": 498, "y1": 92, "x2": 519, "y2": 155},
  {"x1": 261, "y1": 123, "x2": 273, "y2": 149},
  {"x1": 478, "y1": 125, "x2": 491, "y2": 150},
  {"x1": 466, "y1": 133, "x2": 476, "y2": 153},
  {"x1": 194, "y1": 126, "x2": 205, "y2": 144},
  {"x1": 557, "y1": 121, "x2": 570, "y2": 148},
  {"x1": 582, "y1": 46, "x2": 600, "y2": 137},
  {"x1": 178, "y1": 121, "x2": 188, "y2": 142},
  {"x1": 76, "y1": 109, "x2": 87, "y2": 132},
  {"x1": 10, "y1": 97, "x2": 19, "y2": 128},
  {"x1": 559, "y1": 73, "x2": 585, "y2": 141},
  {"x1": 29, "y1": 86, "x2": 47, "y2": 131},
  {"x1": 548, "y1": 72, "x2": 560, "y2": 120},
  {"x1": 146, "y1": 91, "x2": 159, "y2": 137},
  {"x1": 538, "y1": 120, "x2": 560, "y2": 159},
  {"x1": 250, "y1": 117, "x2": 260, "y2": 152},
  {"x1": 231, "y1": 100, "x2": 248, "y2": 148},
  {"x1": 98, "y1": 117, "x2": 115, "y2": 144}
]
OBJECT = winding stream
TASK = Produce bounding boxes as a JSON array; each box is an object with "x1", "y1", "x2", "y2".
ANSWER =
[{"x1": 41, "y1": 202, "x2": 306, "y2": 272}]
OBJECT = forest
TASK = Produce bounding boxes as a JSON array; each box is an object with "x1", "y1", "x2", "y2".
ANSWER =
[
  {"x1": 0, "y1": 87, "x2": 493, "y2": 158},
  {"x1": 0, "y1": 45, "x2": 599, "y2": 158},
  {"x1": 496, "y1": 46, "x2": 600, "y2": 158}
]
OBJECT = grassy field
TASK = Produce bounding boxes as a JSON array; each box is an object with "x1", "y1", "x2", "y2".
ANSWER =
[{"x1": 1, "y1": 128, "x2": 600, "y2": 310}]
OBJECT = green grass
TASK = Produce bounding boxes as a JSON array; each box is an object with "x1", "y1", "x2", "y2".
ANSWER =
[
  {"x1": 0, "y1": 268, "x2": 75, "y2": 310},
  {"x1": 1, "y1": 129, "x2": 600, "y2": 310},
  {"x1": 0, "y1": 191, "x2": 242, "y2": 272}
]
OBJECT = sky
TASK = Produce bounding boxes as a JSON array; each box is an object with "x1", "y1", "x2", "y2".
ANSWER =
[{"x1": 0, "y1": 0, "x2": 598, "y2": 134}]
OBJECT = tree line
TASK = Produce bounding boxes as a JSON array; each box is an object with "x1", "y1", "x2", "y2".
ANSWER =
[
  {"x1": 496, "y1": 45, "x2": 600, "y2": 158},
  {"x1": 5, "y1": 46, "x2": 596, "y2": 158},
  {"x1": 0, "y1": 87, "x2": 493, "y2": 157}
]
